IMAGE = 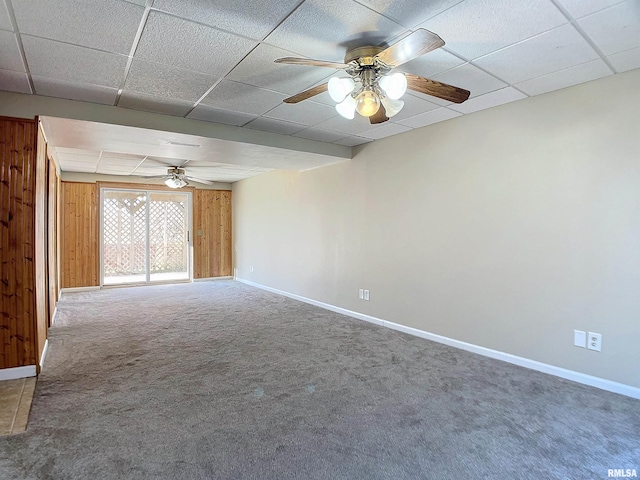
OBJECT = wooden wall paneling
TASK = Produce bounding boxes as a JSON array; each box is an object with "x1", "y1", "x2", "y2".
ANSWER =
[
  {"x1": 47, "y1": 153, "x2": 58, "y2": 325},
  {"x1": 0, "y1": 117, "x2": 38, "y2": 369},
  {"x1": 35, "y1": 124, "x2": 48, "y2": 368},
  {"x1": 221, "y1": 191, "x2": 232, "y2": 275},
  {"x1": 61, "y1": 182, "x2": 98, "y2": 288},
  {"x1": 193, "y1": 189, "x2": 232, "y2": 278}
]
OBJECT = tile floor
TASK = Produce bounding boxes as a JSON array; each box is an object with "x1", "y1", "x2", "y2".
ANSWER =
[{"x1": 0, "y1": 377, "x2": 36, "y2": 436}]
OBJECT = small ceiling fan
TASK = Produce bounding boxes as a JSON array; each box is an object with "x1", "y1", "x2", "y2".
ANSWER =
[
  {"x1": 142, "y1": 167, "x2": 214, "y2": 188},
  {"x1": 274, "y1": 29, "x2": 470, "y2": 124}
]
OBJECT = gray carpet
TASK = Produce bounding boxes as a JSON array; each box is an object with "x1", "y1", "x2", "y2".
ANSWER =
[{"x1": 0, "y1": 281, "x2": 638, "y2": 479}]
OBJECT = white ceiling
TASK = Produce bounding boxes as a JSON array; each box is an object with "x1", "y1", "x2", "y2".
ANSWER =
[{"x1": 1, "y1": 0, "x2": 639, "y2": 182}]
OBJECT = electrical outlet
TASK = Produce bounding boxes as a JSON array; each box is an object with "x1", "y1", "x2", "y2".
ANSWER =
[
  {"x1": 587, "y1": 332, "x2": 602, "y2": 352},
  {"x1": 574, "y1": 330, "x2": 586, "y2": 348},
  {"x1": 364, "y1": 290, "x2": 370, "y2": 301},
  {"x1": 358, "y1": 289, "x2": 364, "y2": 299}
]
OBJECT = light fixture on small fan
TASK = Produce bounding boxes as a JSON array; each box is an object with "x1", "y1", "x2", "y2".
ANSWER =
[
  {"x1": 164, "y1": 176, "x2": 188, "y2": 189},
  {"x1": 274, "y1": 29, "x2": 470, "y2": 124},
  {"x1": 142, "y1": 167, "x2": 214, "y2": 188}
]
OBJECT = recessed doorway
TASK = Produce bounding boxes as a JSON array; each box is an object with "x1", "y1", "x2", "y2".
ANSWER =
[{"x1": 100, "y1": 188, "x2": 192, "y2": 286}]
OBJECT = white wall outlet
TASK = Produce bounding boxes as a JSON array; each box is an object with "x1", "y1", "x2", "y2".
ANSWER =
[
  {"x1": 574, "y1": 330, "x2": 586, "y2": 348},
  {"x1": 587, "y1": 332, "x2": 602, "y2": 352},
  {"x1": 358, "y1": 289, "x2": 364, "y2": 299},
  {"x1": 364, "y1": 290, "x2": 370, "y2": 301},
  {"x1": 249, "y1": 265, "x2": 254, "y2": 272}
]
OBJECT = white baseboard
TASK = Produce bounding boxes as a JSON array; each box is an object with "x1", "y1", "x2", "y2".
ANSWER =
[
  {"x1": 0, "y1": 366, "x2": 37, "y2": 381},
  {"x1": 60, "y1": 286, "x2": 100, "y2": 293},
  {"x1": 194, "y1": 276, "x2": 233, "y2": 282},
  {"x1": 51, "y1": 306, "x2": 58, "y2": 326},
  {"x1": 40, "y1": 339, "x2": 49, "y2": 369},
  {"x1": 236, "y1": 278, "x2": 640, "y2": 400}
]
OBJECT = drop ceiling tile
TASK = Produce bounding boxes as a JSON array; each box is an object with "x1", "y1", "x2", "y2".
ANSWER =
[
  {"x1": 388, "y1": 94, "x2": 440, "y2": 122},
  {"x1": 265, "y1": 100, "x2": 337, "y2": 126},
  {"x1": 244, "y1": 117, "x2": 306, "y2": 135},
  {"x1": 103, "y1": 151, "x2": 146, "y2": 160},
  {"x1": 56, "y1": 152, "x2": 100, "y2": 163},
  {"x1": 333, "y1": 136, "x2": 372, "y2": 146},
  {"x1": 12, "y1": 0, "x2": 144, "y2": 55},
  {"x1": 58, "y1": 164, "x2": 96, "y2": 173},
  {"x1": 474, "y1": 24, "x2": 600, "y2": 84},
  {"x1": 396, "y1": 107, "x2": 461, "y2": 128},
  {"x1": 555, "y1": 0, "x2": 627, "y2": 19},
  {"x1": 0, "y1": 69, "x2": 31, "y2": 93},
  {"x1": 578, "y1": 1, "x2": 640, "y2": 56},
  {"x1": 32, "y1": 76, "x2": 118, "y2": 105},
  {"x1": 448, "y1": 87, "x2": 527, "y2": 114},
  {"x1": 361, "y1": 122, "x2": 413, "y2": 140},
  {"x1": 608, "y1": 47, "x2": 640, "y2": 73},
  {"x1": 118, "y1": 92, "x2": 195, "y2": 117},
  {"x1": 124, "y1": 59, "x2": 216, "y2": 102},
  {"x1": 432, "y1": 63, "x2": 506, "y2": 97},
  {"x1": 0, "y1": 2, "x2": 11, "y2": 30},
  {"x1": 264, "y1": 0, "x2": 406, "y2": 62},
  {"x1": 515, "y1": 59, "x2": 613, "y2": 96},
  {"x1": 421, "y1": 0, "x2": 567, "y2": 60},
  {"x1": 200, "y1": 80, "x2": 288, "y2": 116},
  {"x1": 358, "y1": 0, "x2": 465, "y2": 29},
  {"x1": 152, "y1": 0, "x2": 301, "y2": 40},
  {"x1": 187, "y1": 105, "x2": 257, "y2": 126},
  {"x1": 228, "y1": 43, "x2": 332, "y2": 95},
  {"x1": 0, "y1": 31, "x2": 24, "y2": 72},
  {"x1": 314, "y1": 113, "x2": 379, "y2": 136},
  {"x1": 134, "y1": 11, "x2": 256, "y2": 77},
  {"x1": 292, "y1": 128, "x2": 345, "y2": 143},
  {"x1": 23, "y1": 36, "x2": 127, "y2": 88},
  {"x1": 400, "y1": 49, "x2": 466, "y2": 79},
  {"x1": 55, "y1": 147, "x2": 100, "y2": 156},
  {"x1": 96, "y1": 166, "x2": 131, "y2": 175}
]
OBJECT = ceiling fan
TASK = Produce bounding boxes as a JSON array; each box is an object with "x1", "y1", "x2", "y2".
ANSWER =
[
  {"x1": 142, "y1": 167, "x2": 215, "y2": 188},
  {"x1": 274, "y1": 29, "x2": 470, "y2": 124}
]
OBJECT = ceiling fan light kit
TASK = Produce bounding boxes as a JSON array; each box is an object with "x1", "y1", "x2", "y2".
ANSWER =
[
  {"x1": 275, "y1": 29, "x2": 471, "y2": 125},
  {"x1": 142, "y1": 166, "x2": 215, "y2": 188},
  {"x1": 165, "y1": 177, "x2": 188, "y2": 189}
]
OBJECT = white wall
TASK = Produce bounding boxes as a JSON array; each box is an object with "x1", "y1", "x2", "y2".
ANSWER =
[{"x1": 233, "y1": 69, "x2": 640, "y2": 389}]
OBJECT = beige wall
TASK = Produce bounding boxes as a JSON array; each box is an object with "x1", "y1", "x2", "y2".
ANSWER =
[{"x1": 233, "y1": 69, "x2": 640, "y2": 389}]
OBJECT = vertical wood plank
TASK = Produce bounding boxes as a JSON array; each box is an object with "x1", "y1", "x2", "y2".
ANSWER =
[
  {"x1": 35, "y1": 124, "x2": 48, "y2": 369},
  {"x1": 60, "y1": 182, "x2": 98, "y2": 288},
  {"x1": 192, "y1": 189, "x2": 232, "y2": 278},
  {"x1": 0, "y1": 116, "x2": 38, "y2": 369}
]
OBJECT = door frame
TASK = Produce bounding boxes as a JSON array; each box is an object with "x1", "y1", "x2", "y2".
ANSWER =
[{"x1": 99, "y1": 186, "x2": 193, "y2": 287}]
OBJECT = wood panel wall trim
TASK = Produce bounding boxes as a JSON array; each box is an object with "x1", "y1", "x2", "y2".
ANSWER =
[
  {"x1": 60, "y1": 182, "x2": 99, "y2": 288},
  {"x1": 97, "y1": 181, "x2": 197, "y2": 192},
  {"x1": 0, "y1": 117, "x2": 39, "y2": 369},
  {"x1": 35, "y1": 122, "x2": 49, "y2": 372},
  {"x1": 193, "y1": 190, "x2": 232, "y2": 278}
]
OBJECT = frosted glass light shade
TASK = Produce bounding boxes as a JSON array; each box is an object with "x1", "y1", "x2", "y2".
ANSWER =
[
  {"x1": 335, "y1": 95, "x2": 356, "y2": 119},
  {"x1": 165, "y1": 177, "x2": 188, "y2": 188},
  {"x1": 355, "y1": 89, "x2": 380, "y2": 117},
  {"x1": 381, "y1": 97, "x2": 404, "y2": 117},
  {"x1": 328, "y1": 77, "x2": 355, "y2": 102},
  {"x1": 379, "y1": 73, "x2": 407, "y2": 100}
]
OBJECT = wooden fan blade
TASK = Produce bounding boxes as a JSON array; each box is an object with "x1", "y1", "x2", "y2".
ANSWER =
[
  {"x1": 141, "y1": 175, "x2": 169, "y2": 179},
  {"x1": 405, "y1": 73, "x2": 470, "y2": 103},
  {"x1": 376, "y1": 29, "x2": 445, "y2": 67},
  {"x1": 369, "y1": 104, "x2": 389, "y2": 124},
  {"x1": 275, "y1": 57, "x2": 349, "y2": 69},
  {"x1": 284, "y1": 83, "x2": 329, "y2": 104},
  {"x1": 185, "y1": 176, "x2": 214, "y2": 185}
]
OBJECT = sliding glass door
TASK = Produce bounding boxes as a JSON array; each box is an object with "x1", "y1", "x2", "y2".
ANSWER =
[{"x1": 101, "y1": 189, "x2": 191, "y2": 286}]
